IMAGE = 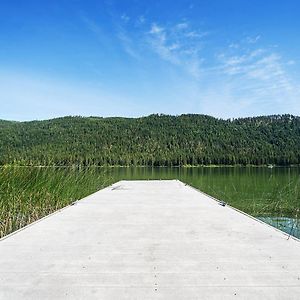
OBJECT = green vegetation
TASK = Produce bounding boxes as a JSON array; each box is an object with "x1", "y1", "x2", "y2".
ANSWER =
[
  {"x1": 1, "y1": 113, "x2": 300, "y2": 238},
  {"x1": 181, "y1": 167, "x2": 300, "y2": 218},
  {"x1": 0, "y1": 167, "x2": 112, "y2": 238},
  {"x1": 0, "y1": 114, "x2": 300, "y2": 166},
  {"x1": 0, "y1": 166, "x2": 299, "y2": 239}
]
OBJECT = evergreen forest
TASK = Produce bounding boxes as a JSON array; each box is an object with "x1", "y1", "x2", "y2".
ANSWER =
[{"x1": 0, "y1": 114, "x2": 299, "y2": 166}]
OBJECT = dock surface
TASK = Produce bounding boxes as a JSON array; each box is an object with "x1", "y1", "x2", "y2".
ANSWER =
[{"x1": 1, "y1": 180, "x2": 300, "y2": 299}]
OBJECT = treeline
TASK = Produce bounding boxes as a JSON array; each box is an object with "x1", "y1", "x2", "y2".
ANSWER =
[{"x1": 0, "y1": 114, "x2": 299, "y2": 166}]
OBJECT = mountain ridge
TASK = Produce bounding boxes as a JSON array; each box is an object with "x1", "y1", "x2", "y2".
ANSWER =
[{"x1": 0, "y1": 114, "x2": 299, "y2": 166}]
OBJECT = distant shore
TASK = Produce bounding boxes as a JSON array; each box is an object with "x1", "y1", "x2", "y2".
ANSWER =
[{"x1": 1, "y1": 164, "x2": 299, "y2": 168}]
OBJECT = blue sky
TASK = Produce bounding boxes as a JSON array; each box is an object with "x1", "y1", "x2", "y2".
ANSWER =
[{"x1": 0, "y1": 0, "x2": 299, "y2": 120}]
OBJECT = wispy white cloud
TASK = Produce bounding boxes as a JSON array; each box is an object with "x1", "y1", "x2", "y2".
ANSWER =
[
  {"x1": 287, "y1": 60, "x2": 296, "y2": 66},
  {"x1": 149, "y1": 23, "x2": 164, "y2": 35},
  {"x1": 213, "y1": 41, "x2": 300, "y2": 115},
  {"x1": 136, "y1": 15, "x2": 146, "y2": 25},
  {"x1": 185, "y1": 30, "x2": 209, "y2": 39},
  {"x1": 80, "y1": 15, "x2": 102, "y2": 34},
  {"x1": 245, "y1": 35, "x2": 261, "y2": 44},
  {"x1": 148, "y1": 23, "x2": 178, "y2": 64},
  {"x1": 176, "y1": 22, "x2": 189, "y2": 30},
  {"x1": 229, "y1": 43, "x2": 239, "y2": 49},
  {"x1": 117, "y1": 28, "x2": 141, "y2": 59},
  {"x1": 218, "y1": 46, "x2": 297, "y2": 95},
  {"x1": 80, "y1": 14, "x2": 113, "y2": 48},
  {"x1": 121, "y1": 13, "x2": 130, "y2": 23},
  {"x1": 82, "y1": 12, "x2": 300, "y2": 118},
  {"x1": 147, "y1": 22, "x2": 206, "y2": 78}
]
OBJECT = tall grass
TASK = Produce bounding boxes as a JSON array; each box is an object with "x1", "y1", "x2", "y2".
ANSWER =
[
  {"x1": 0, "y1": 167, "x2": 113, "y2": 238},
  {"x1": 1, "y1": 166, "x2": 300, "y2": 239},
  {"x1": 179, "y1": 167, "x2": 300, "y2": 238},
  {"x1": 178, "y1": 167, "x2": 300, "y2": 218}
]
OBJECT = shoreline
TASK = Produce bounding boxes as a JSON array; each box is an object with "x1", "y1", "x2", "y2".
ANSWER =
[{"x1": 0, "y1": 164, "x2": 299, "y2": 168}]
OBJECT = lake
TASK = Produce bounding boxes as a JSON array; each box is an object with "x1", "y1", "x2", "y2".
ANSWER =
[{"x1": 0, "y1": 166, "x2": 299, "y2": 239}]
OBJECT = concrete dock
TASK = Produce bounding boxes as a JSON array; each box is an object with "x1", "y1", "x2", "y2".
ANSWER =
[{"x1": 1, "y1": 180, "x2": 300, "y2": 299}]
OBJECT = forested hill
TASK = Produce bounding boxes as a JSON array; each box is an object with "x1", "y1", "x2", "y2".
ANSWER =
[{"x1": 0, "y1": 114, "x2": 299, "y2": 166}]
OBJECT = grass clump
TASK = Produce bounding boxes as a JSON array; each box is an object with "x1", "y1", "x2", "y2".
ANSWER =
[{"x1": 0, "y1": 167, "x2": 112, "y2": 238}]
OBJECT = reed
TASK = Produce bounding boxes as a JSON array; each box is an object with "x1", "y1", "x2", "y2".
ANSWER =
[
  {"x1": 1, "y1": 166, "x2": 299, "y2": 239},
  {"x1": 0, "y1": 167, "x2": 112, "y2": 238}
]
